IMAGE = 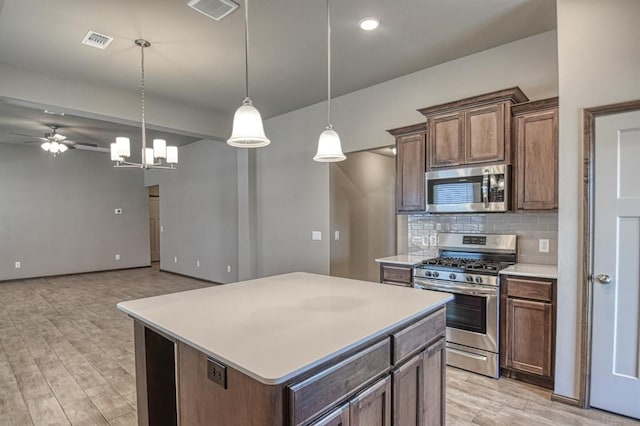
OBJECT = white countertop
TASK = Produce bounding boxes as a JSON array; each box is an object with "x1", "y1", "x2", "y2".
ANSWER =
[
  {"x1": 117, "y1": 272, "x2": 451, "y2": 385},
  {"x1": 500, "y1": 263, "x2": 558, "y2": 279},
  {"x1": 375, "y1": 251, "x2": 436, "y2": 266}
]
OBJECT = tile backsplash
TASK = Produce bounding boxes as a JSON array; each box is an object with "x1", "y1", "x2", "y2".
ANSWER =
[{"x1": 407, "y1": 213, "x2": 558, "y2": 265}]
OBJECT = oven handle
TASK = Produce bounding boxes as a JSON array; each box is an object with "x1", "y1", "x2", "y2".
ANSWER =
[
  {"x1": 447, "y1": 347, "x2": 488, "y2": 362},
  {"x1": 414, "y1": 281, "x2": 497, "y2": 297}
]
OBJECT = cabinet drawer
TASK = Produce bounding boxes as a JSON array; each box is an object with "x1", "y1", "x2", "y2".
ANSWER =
[
  {"x1": 505, "y1": 277, "x2": 553, "y2": 302},
  {"x1": 288, "y1": 339, "x2": 390, "y2": 426},
  {"x1": 381, "y1": 264, "x2": 412, "y2": 284},
  {"x1": 392, "y1": 308, "x2": 446, "y2": 364}
]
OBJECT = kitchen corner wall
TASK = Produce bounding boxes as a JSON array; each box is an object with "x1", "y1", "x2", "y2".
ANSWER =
[
  {"x1": 408, "y1": 213, "x2": 558, "y2": 265},
  {"x1": 145, "y1": 139, "x2": 239, "y2": 284}
]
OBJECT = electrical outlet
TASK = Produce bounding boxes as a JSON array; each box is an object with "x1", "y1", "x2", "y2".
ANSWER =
[
  {"x1": 206, "y1": 358, "x2": 227, "y2": 388},
  {"x1": 539, "y1": 239, "x2": 550, "y2": 253},
  {"x1": 227, "y1": 265, "x2": 231, "y2": 273},
  {"x1": 174, "y1": 256, "x2": 178, "y2": 263},
  {"x1": 115, "y1": 254, "x2": 120, "y2": 260},
  {"x1": 14, "y1": 261, "x2": 21, "y2": 269},
  {"x1": 334, "y1": 230, "x2": 340, "y2": 241},
  {"x1": 160, "y1": 225, "x2": 164, "y2": 233},
  {"x1": 312, "y1": 231, "x2": 322, "y2": 241},
  {"x1": 196, "y1": 260, "x2": 200, "y2": 267}
]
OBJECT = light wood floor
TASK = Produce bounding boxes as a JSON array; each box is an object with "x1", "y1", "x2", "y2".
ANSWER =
[{"x1": 0, "y1": 268, "x2": 638, "y2": 426}]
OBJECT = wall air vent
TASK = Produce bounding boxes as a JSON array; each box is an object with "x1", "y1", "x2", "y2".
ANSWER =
[
  {"x1": 187, "y1": 0, "x2": 239, "y2": 21},
  {"x1": 81, "y1": 31, "x2": 114, "y2": 50}
]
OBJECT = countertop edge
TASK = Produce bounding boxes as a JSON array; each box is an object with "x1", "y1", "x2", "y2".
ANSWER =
[
  {"x1": 499, "y1": 263, "x2": 558, "y2": 280},
  {"x1": 117, "y1": 296, "x2": 451, "y2": 385}
]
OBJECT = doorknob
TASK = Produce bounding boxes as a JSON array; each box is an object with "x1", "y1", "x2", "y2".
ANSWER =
[{"x1": 596, "y1": 274, "x2": 612, "y2": 284}]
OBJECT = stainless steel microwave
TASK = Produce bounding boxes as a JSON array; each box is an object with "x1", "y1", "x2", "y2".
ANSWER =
[{"x1": 425, "y1": 165, "x2": 510, "y2": 213}]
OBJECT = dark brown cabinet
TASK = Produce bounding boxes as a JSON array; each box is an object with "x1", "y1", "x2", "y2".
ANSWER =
[
  {"x1": 393, "y1": 338, "x2": 445, "y2": 426},
  {"x1": 500, "y1": 275, "x2": 556, "y2": 389},
  {"x1": 379, "y1": 263, "x2": 413, "y2": 286},
  {"x1": 420, "y1": 87, "x2": 527, "y2": 170},
  {"x1": 349, "y1": 376, "x2": 392, "y2": 426},
  {"x1": 512, "y1": 98, "x2": 559, "y2": 210},
  {"x1": 312, "y1": 404, "x2": 349, "y2": 426},
  {"x1": 387, "y1": 123, "x2": 427, "y2": 214}
]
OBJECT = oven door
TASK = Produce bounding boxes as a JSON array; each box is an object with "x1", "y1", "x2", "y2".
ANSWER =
[{"x1": 414, "y1": 278, "x2": 498, "y2": 353}]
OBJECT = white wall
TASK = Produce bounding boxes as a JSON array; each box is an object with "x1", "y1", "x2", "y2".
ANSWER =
[
  {"x1": 0, "y1": 143, "x2": 150, "y2": 280},
  {"x1": 556, "y1": 0, "x2": 640, "y2": 399},
  {"x1": 145, "y1": 139, "x2": 239, "y2": 283},
  {"x1": 258, "y1": 30, "x2": 559, "y2": 277}
]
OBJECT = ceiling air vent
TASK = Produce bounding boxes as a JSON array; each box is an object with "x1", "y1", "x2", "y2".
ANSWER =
[
  {"x1": 187, "y1": 0, "x2": 239, "y2": 21},
  {"x1": 81, "y1": 31, "x2": 114, "y2": 50}
]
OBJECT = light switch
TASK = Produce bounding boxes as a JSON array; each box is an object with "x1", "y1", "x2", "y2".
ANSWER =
[
  {"x1": 312, "y1": 231, "x2": 322, "y2": 241},
  {"x1": 334, "y1": 231, "x2": 340, "y2": 240}
]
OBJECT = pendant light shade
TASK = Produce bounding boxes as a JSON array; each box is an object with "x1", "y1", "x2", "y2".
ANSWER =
[
  {"x1": 314, "y1": 126, "x2": 346, "y2": 162},
  {"x1": 228, "y1": 98, "x2": 270, "y2": 147},
  {"x1": 314, "y1": 0, "x2": 345, "y2": 162},
  {"x1": 227, "y1": 0, "x2": 270, "y2": 148}
]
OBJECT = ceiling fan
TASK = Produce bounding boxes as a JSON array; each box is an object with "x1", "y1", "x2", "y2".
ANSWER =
[{"x1": 12, "y1": 125, "x2": 109, "y2": 156}]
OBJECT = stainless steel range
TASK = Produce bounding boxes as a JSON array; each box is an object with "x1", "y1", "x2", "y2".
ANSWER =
[{"x1": 413, "y1": 233, "x2": 516, "y2": 378}]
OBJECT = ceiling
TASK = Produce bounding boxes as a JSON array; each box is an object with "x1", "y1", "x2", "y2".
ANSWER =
[{"x1": 0, "y1": 0, "x2": 556, "y2": 149}]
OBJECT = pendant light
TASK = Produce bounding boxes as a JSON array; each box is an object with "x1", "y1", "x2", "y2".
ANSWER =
[
  {"x1": 227, "y1": 0, "x2": 270, "y2": 148},
  {"x1": 110, "y1": 39, "x2": 179, "y2": 169},
  {"x1": 314, "y1": 0, "x2": 345, "y2": 162}
]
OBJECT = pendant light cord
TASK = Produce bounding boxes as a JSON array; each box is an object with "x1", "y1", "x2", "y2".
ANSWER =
[
  {"x1": 140, "y1": 42, "x2": 146, "y2": 151},
  {"x1": 244, "y1": 0, "x2": 250, "y2": 100},
  {"x1": 327, "y1": 0, "x2": 331, "y2": 127}
]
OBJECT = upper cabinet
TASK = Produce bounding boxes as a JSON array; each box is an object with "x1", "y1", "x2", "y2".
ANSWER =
[
  {"x1": 419, "y1": 87, "x2": 528, "y2": 170},
  {"x1": 512, "y1": 98, "x2": 559, "y2": 211},
  {"x1": 387, "y1": 123, "x2": 426, "y2": 214}
]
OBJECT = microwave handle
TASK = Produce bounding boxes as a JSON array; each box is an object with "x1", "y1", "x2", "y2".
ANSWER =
[{"x1": 482, "y1": 173, "x2": 489, "y2": 208}]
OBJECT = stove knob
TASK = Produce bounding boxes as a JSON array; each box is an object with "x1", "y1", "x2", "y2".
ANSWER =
[
  {"x1": 425, "y1": 271, "x2": 432, "y2": 277},
  {"x1": 466, "y1": 276, "x2": 474, "y2": 282},
  {"x1": 475, "y1": 276, "x2": 483, "y2": 284},
  {"x1": 432, "y1": 271, "x2": 439, "y2": 278},
  {"x1": 449, "y1": 273, "x2": 457, "y2": 280}
]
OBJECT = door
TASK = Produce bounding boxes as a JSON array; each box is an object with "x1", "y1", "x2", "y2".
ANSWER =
[
  {"x1": 148, "y1": 185, "x2": 160, "y2": 262},
  {"x1": 591, "y1": 110, "x2": 640, "y2": 419}
]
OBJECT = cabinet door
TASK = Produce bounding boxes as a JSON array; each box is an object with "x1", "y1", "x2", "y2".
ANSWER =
[
  {"x1": 350, "y1": 376, "x2": 391, "y2": 426},
  {"x1": 422, "y1": 338, "x2": 446, "y2": 426},
  {"x1": 396, "y1": 133, "x2": 426, "y2": 213},
  {"x1": 464, "y1": 103, "x2": 506, "y2": 164},
  {"x1": 505, "y1": 298, "x2": 553, "y2": 377},
  {"x1": 514, "y1": 108, "x2": 558, "y2": 210},
  {"x1": 393, "y1": 353, "x2": 423, "y2": 425},
  {"x1": 428, "y1": 112, "x2": 464, "y2": 169},
  {"x1": 311, "y1": 404, "x2": 350, "y2": 426}
]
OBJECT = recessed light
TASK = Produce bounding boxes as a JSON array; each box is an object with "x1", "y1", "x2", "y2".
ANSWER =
[{"x1": 359, "y1": 17, "x2": 380, "y2": 31}]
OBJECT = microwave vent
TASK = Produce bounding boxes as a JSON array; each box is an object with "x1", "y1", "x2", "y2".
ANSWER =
[{"x1": 187, "y1": 0, "x2": 239, "y2": 21}]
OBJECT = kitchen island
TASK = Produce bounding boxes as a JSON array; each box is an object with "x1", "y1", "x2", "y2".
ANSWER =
[{"x1": 117, "y1": 272, "x2": 452, "y2": 426}]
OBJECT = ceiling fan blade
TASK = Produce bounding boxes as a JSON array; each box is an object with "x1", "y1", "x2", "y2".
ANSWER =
[
  {"x1": 64, "y1": 139, "x2": 98, "y2": 147},
  {"x1": 9, "y1": 131, "x2": 47, "y2": 141},
  {"x1": 72, "y1": 144, "x2": 110, "y2": 153}
]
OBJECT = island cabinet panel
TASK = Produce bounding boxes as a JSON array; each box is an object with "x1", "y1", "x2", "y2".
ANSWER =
[
  {"x1": 311, "y1": 404, "x2": 349, "y2": 426},
  {"x1": 512, "y1": 98, "x2": 559, "y2": 211},
  {"x1": 289, "y1": 339, "x2": 391, "y2": 426},
  {"x1": 178, "y1": 341, "x2": 285, "y2": 426},
  {"x1": 393, "y1": 338, "x2": 446, "y2": 426},
  {"x1": 428, "y1": 112, "x2": 464, "y2": 168},
  {"x1": 387, "y1": 123, "x2": 427, "y2": 214},
  {"x1": 392, "y1": 308, "x2": 446, "y2": 364},
  {"x1": 349, "y1": 376, "x2": 392, "y2": 426},
  {"x1": 500, "y1": 275, "x2": 556, "y2": 389}
]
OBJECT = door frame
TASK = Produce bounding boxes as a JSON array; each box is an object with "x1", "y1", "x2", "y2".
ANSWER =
[{"x1": 578, "y1": 99, "x2": 640, "y2": 408}]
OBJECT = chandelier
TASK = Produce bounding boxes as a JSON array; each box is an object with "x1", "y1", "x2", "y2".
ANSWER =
[{"x1": 110, "y1": 39, "x2": 178, "y2": 169}]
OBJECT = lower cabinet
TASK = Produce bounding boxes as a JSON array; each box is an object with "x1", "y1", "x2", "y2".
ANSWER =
[
  {"x1": 312, "y1": 377, "x2": 391, "y2": 426},
  {"x1": 500, "y1": 275, "x2": 556, "y2": 389},
  {"x1": 393, "y1": 338, "x2": 445, "y2": 426}
]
